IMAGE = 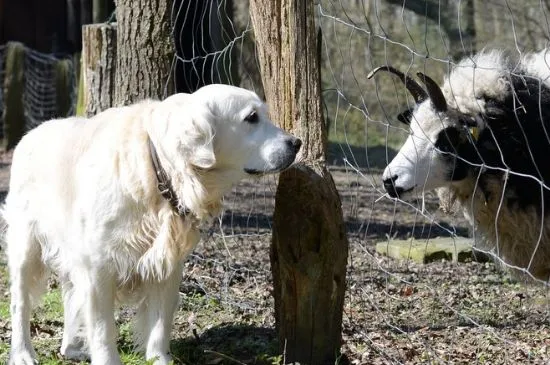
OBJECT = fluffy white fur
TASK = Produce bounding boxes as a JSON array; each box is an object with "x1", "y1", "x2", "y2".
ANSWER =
[
  {"x1": 4, "y1": 84, "x2": 301, "y2": 365},
  {"x1": 444, "y1": 49, "x2": 511, "y2": 114}
]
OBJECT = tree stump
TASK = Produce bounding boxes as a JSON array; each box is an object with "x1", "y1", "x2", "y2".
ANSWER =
[
  {"x1": 80, "y1": 23, "x2": 117, "y2": 116},
  {"x1": 249, "y1": 1, "x2": 349, "y2": 363}
]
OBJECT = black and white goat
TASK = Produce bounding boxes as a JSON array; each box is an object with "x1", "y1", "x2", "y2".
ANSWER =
[{"x1": 369, "y1": 50, "x2": 550, "y2": 281}]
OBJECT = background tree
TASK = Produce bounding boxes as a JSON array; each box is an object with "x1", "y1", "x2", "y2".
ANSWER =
[
  {"x1": 249, "y1": 0, "x2": 349, "y2": 364},
  {"x1": 114, "y1": 0, "x2": 175, "y2": 104}
]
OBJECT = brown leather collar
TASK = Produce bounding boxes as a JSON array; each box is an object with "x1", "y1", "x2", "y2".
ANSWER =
[{"x1": 148, "y1": 137, "x2": 190, "y2": 216}]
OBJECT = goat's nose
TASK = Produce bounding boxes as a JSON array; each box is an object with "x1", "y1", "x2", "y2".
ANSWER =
[
  {"x1": 382, "y1": 175, "x2": 403, "y2": 198},
  {"x1": 286, "y1": 138, "x2": 302, "y2": 154}
]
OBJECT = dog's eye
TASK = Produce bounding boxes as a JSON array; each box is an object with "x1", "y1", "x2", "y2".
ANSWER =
[{"x1": 244, "y1": 111, "x2": 259, "y2": 124}]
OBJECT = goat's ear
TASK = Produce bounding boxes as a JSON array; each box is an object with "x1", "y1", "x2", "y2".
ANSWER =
[{"x1": 397, "y1": 108, "x2": 413, "y2": 125}]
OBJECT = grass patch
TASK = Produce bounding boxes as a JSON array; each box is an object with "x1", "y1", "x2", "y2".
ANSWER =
[
  {"x1": 0, "y1": 262, "x2": 9, "y2": 320},
  {"x1": 39, "y1": 289, "x2": 64, "y2": 322},
  {"x1": 0, "y1": 300, "x2": 9, "y2": 320},
  {"x1": 0, "y1": 342, "x2": 9, "y2": 364}
]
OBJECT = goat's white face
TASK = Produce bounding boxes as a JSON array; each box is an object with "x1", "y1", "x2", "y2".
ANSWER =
[
  {"x1": 382, "y1": 103, "x2": 453, "y2": 198},
  {"x1": 369, "y1": 66, "x2": 483, "y2": 199}
]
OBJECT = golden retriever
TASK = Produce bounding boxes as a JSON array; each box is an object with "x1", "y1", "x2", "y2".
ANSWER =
[{"x1": 4, "y1": 84, "x2": 301, "y2": 365}]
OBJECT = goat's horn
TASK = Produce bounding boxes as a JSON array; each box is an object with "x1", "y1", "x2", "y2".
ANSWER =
[
  {"x1": 367, "y1": 65, "x2": 428, "y2": 103},
  {"x1": 416, "y1": 72, "x2": 447, "y2": 112}
]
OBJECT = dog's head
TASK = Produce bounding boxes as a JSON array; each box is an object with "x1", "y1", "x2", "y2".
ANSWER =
[{"x1": 156, "y1": 84, "x2": 301, "y2": 179}]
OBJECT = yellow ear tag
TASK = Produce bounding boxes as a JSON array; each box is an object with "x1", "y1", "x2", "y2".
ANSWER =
[{"x1": 469, "y1": 127, "x2": 479, "y2": 141}]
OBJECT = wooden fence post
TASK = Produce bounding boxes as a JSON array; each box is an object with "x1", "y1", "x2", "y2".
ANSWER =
[
  {"x1": 3, "y1": 42, "x2": 26, "y2": 150},
  {"x1": 249, "y1": 1, "x2": 349, "y2": 364},
  {"x1": 79, "y1": 23, "x2": 117, "y2": 116}
]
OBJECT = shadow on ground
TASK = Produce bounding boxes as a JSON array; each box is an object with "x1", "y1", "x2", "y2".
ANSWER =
[
  {"x1": 217, "y1": 212, "x2": 469, "y2": 240},
  {"x1": 170, "y1": 324, "x2": 278, "y2": 365},
  {"x1": 327, "y1": 142, "x2": 397, "y2": 170},
  {"x1": 346, "y1": 217, "x2": 470, "y2": 240}
]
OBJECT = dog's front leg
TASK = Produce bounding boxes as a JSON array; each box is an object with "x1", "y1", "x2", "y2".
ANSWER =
[
  {"x1": 75, "y1": 269, "x2": 122, "y2": 365},
  {"x1": 134, "y1": 264, "x2": 182, "y2": 365}
]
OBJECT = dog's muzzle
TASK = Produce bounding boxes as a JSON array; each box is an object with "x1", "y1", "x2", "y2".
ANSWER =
[{"x1": 245, "y1": 137, "x2": 302, "y2": 175}]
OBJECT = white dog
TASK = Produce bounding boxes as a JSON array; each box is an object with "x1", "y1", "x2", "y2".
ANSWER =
[{"x1": 4, "y1": 84, "x2": 301, "y2": 365}]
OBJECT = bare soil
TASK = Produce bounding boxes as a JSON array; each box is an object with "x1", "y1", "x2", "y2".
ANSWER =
[{"x1": 1, "y1": 154, "x2": 549, "y2": 364}]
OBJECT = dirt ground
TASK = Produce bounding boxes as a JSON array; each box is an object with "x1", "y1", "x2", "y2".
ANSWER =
[{"x1": 1, "y1": 152, "x2": 550, "y2": 364}]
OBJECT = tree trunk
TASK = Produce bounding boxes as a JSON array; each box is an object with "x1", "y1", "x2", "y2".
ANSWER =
[
  {"x1": 80, "y1": 23, "x2": 117, "y2": 116},
  {"x1": 249, "y1": 1, "x2": 349, "y2": 364},
  {"x1": 114, "y1": 0, "x2": 174, "y2": 105}
]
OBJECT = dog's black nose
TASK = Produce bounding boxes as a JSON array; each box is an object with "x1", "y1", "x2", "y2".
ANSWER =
[
  {"x1": 382, "y1": 175, "x2": 403, "y2": 198},
  {"x1": 287, "y1": 138, "x2": 302, "y2": 154}
]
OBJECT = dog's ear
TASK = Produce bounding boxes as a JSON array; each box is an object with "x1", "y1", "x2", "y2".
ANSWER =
[
  {"x1": 189, "y1": 138, "x2": 216, "y2": 169},
  {"x1": 186, "y1": 114, "x2": 216, "y2": 169},
  {"x1": 161, "y1": 95, "x2": 217, "y2": 169}
]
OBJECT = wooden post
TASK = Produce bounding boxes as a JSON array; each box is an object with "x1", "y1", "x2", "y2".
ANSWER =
[
  {"x1": 80, "y1": 23, "x2": 117, "y2": 116},
  {"x1": 249, "y1": 1, "x2": 349, "y2": 364},
  {"x1": 75, "y1": 60, "x2": 85, "y2": 117},
  {"x1": 3, "y1": 42, "x2": 26, "y2": 150}
]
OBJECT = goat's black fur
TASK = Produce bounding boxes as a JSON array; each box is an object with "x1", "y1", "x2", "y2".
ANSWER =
[{"x1": 447, "y1": 73, "x2": 550, "y2": 212}]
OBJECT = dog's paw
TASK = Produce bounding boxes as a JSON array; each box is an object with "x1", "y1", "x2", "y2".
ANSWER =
[
  {"x1": 8, "y1": 350, "x2": 38, "y2": 365},
  {"x1": 60, "y1": 342, "x2": 89, "y2": 361}
]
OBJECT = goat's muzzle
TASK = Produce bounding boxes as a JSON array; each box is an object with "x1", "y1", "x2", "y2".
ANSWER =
[{"x1": 383, "y1": 175, "x2": 404, "y2": 198}]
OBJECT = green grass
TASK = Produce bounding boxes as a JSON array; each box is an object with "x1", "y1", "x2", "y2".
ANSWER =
[
  {"x1": 0, "y1": 296, "x2": 9, "y2": 320},
  {"x1": 40, "y1": 289, "x2": 64, "y2": 321},
  {"x1": 0, "y1": 342, "x2": 9, "y2": 364},
  {"x1": 0, "y1": 263, "x2": 280, "y2": 365}
]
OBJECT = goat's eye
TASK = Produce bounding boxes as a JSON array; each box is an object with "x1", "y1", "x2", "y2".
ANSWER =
[
  {"x1": 244, "y1": 111, "x2": 259, "y2": 124},
  {"x1": 435, "y1": 127, "x2": 461, "y2": 153},
  {"x1": 397, "y1": 108, "x2": 413, "y2": 125}
]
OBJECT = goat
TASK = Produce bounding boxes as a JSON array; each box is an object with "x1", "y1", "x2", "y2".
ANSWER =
[{"x1": 369, "y1": 49, "x2": 550, "y2": 281}]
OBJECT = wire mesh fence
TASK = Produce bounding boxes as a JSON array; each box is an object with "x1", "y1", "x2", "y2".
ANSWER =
[
  {"x1": 0, "y1": 43, "x2": 76, "y2": 135},
  {"x1": 23, "y1": 49, "x2": 73, "y2": 130},
  {"x1": 171, "y1": 0, "x2": 550, "y2": 363}
]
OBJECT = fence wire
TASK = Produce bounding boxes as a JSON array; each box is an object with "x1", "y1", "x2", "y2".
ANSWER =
[
  {"x1": 23, "y1": 48, "x2": 76, "y2": 131},
  {"x1": 0, "y1": 44, "x2": 76, "y2": 135},
  {"x1": 171, "y1": 0, "x2": 550, "y2": 364}
]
